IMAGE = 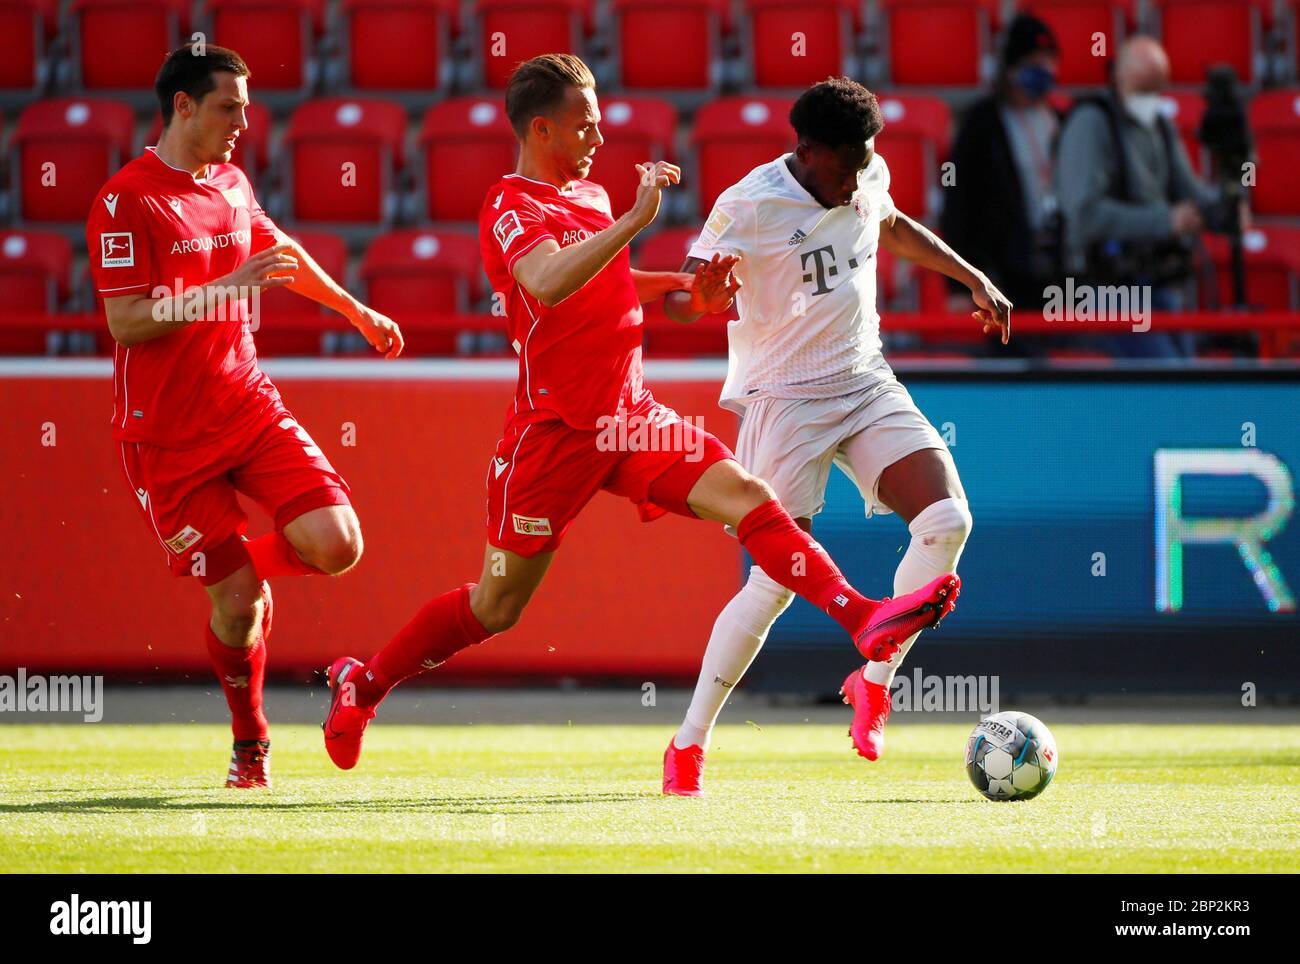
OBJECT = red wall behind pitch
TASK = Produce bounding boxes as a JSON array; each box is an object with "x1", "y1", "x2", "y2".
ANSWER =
[{"x1": 0, "y1": 371, "x2": 742, "y2": 680}]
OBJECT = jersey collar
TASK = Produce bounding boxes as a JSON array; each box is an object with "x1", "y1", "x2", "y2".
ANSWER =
[
  {"x1": 504, "y1": 172, "x2": 577, "y2": 195},
  {"x1": 145, "y1": 146, "x2": 211, "y2": 184}
]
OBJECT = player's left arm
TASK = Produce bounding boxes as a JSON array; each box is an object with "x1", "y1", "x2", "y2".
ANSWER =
[
  {"x1": 271, "y1": 230, "x2": 403, "y2": 358},
  {"x1": 878, "y1": 209, "x2": 1012, "y2": 345},
  {"x1": 630, "y1": 268, "x2": 694, "y2": 304}
]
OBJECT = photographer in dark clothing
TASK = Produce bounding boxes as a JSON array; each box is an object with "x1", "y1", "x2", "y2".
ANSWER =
[{"x1": 941, "y1": 15, "x2": 1063, "y2": 330}]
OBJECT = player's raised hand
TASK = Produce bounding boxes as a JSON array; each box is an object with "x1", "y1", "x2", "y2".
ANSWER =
[
  {"x1": 349, "y1": 303, "x2": 404, "y2": 359},
  {"x1": 628, "y1": 160, "x2": 681, "y2": 229},
  {"x1": 221, "y1": 244, "x2": 299, "y2": 289},
  {"x1": 970, "y1": 276, "x2": 1012, "y2": 345},
  {"x1": 689, "y1": 253, "x2": 742, "y2": 315}
]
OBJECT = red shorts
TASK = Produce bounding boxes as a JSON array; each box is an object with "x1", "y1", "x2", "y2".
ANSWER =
[
  {"x1": 118, "y1": 406, "x2": 351, "y2": 582},
  {"x1": 486, "y1": 396, "x2": 735, "y2": 557}
]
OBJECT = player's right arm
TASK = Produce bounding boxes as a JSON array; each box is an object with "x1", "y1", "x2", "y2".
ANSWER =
[
  {"x1": 511, "y1": 161, "x2": 679, "y2": 307},
  {"x1": 102, "y1": 246, "x2": 299, "y2": 348},
  {"x1": 664, "y1": 188, "x2": 751, "y2": 323},
  {"x1": 663, "y1": 253, "x2": 742, "y2": 324}
]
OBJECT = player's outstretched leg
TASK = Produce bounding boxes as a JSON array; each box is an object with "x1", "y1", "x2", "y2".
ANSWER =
[
  {"x1": 683, "y1": 461, "x2": 960, "y2": 663},
  {"x1": 203, "y1": 559, "x2": 272, "y2": 788},
  {"x1": 840, "y1": 447, "x2": 973, "y2": 760},
  {"x1": 322, "y1": 545, "x2": 550, "y2": 770},
  {"x1": 664, "y1": 566, "x2": 793, "y2": 796}
]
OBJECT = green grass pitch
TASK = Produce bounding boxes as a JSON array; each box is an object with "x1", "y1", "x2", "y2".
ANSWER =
[{"x1": 2, "y1": 722, "x2": 1296, "y2": 873}]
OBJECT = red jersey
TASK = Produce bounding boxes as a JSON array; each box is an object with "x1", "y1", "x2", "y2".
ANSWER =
[
  {"x1": 479, "y1": 173, "x2": 648, "y2": 430},
  {"x1": 87, "y1": 148, "x2": 283, "y2": 448}
]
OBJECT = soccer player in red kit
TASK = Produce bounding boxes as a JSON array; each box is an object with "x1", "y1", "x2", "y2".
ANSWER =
[
  {"x1": 321, "y1": 54, "x2": 959, "y2": 778},
  {"x1": 86, "y1": 44, "x2": 403, "y2": 788}
]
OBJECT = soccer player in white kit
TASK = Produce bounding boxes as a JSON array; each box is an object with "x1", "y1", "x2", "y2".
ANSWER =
[{"x1": 661, "y1": 78, "x2": 1012, "y2": 795}]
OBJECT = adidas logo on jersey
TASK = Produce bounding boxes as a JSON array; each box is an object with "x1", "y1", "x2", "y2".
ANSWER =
[{"x1": 787, "y1": 229, "x2": 807, "y2": 246}]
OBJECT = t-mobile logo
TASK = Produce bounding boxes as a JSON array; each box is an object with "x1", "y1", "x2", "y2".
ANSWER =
[{"x1": 799, "y1": 245, "x2": 862, "y2": 296}]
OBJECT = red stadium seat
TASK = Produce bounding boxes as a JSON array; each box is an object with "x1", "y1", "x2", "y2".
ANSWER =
[
  {"x1": 0, "y1": 229, "x2": 72, "y2": 311},
  {"x1": 874, "y1": 94, "x2": 950, "y2": 219},
  {"x1": 1153, "y1": 0, "x2": 1262, "y2": 86},
  {"x1": 691, "y1": 96, "x2": 795, "y2": 218},
  {"x1": 143, "y1": 100, "x2": 273, "y2": 181},
  {"x1": 11, "y1": 98, "x2": 135, "y2": 223},
  {"x1": 253, "y1": 229, "x2": 350, "y2": 354},
  {"x1": 0, "y1": 0, "x2": 56, "y2": 92},
  {"x1": 743, "y1": 0, "x2": 858, "y2": 89},
  {"x1": 361, "y1": 229, "x2": 483, "y2": 323},
  {"x1": 1157, "y1": 90, "x2": 1205, "y2": 175},
  {"x1": 283, "y1": 98, "x2": 407, "y2": 224},
  {"x1": 206, "y1": 0, "x2": 315, "y2": 92},
  {"x1": 474, "y1": 0, "x2": 585, "y2": 89},
  {"x1": 342, "y1": 0, "x2": 453, "y2": 91},
  {"x1": 634, "y1": 225, "x2": 702, "y2": 273},
  {"x1": 72, "y1": 0, "x2": 187, "y2": 90},
  {"x1": 880, "y1": 0, "x2": 999, "y2": 88},
  {"x1": 1249, "y1": 89, "x2": 1300, "y2": 217},
  {"x1": 1020, "y1": 1, "x2": 1134, "y2": 86},
  {"x1": 1201, "y1": 226, "x2": 1300, "y2": 311},
  {"x1": 635, "y1": 225, "x2": 733, "y2": 356},
  {"x1": 418, "y1": 96, "x2": 517, "y2": 222},
  {"x1": 585, "y1": 97, "x2": 677, "y2": 219},
  {"x1": 612, "y1": 0, "x2": 725, "y2": 90}
]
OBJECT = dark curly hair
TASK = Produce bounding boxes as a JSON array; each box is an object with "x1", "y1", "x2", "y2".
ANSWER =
[{"x1": 789, "y1": 77, "x2": 884, "y2": 150}]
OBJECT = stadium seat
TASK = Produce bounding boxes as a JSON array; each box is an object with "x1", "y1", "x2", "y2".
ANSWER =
[
  {"x1": 1158, "y1": 90, "x2": 1205, "y2": 175},
  {"x1": 585, "y1": 97, "x2": 677, "y2": 219},
  {"x1": 743, "y1": 0, "x2": 859, "y2": 88},
  {"x1": 0, "y1": 0, "x2": 57, "y2": 94},
  {"x1": 342, "y1": 0, "x2": 454, "y2": 91},
  {"x1": 361, "y1": 229, "x2": 484, "y2": 325},
  {"x1": 1201, "y1": 226, "x2": 1300, "y2": 311},
  {"x1": 474, "y1": 0, "x2": 586, "y2": 89},
  {"x1": 1249, "y1": 89, "x2": 1300, "y2": 216},
  {"x1": 418, "y1": 96, "x2": 517, "y2": 222},
  {"x1": 1153, "y1": 0, "x2": 1263, "y2": 86},
  {"x1": 691, "y1": 96, "x2": 795, "y2": 218},
  {"x1": 873, "y1": 94, "x2": 950, "y2": 219},
  {"x1": 0, "y1": 229, "x2": 72, "y2": 311},
  {"x1": 253, "y1": 228, "x2": 350, "y2": 355},
  {"x1": 283, "y1": 98, "x2": 407, "y2": 224},
  {"x1": 11, "y1": 98, "x2": 135, "y2": 223},
  {"x1": 635, "y1": 225, "x2": 733, "y2": 355},
  {"x1": 205, "y1": 0, "x2": 316, "y2": 93},
  {"x1": 879, "y1": 0, "x2": 999, "y2": 87},
  {"x1": 611, "y1": 0, "x2": 725, "y2": 90},
  {"x1": 1020, "y1": 1, "x2": 1134, "y2": 86},
  {"x1": 143, "y1": 100, "x2": 273, "y2": 181},
  {"x1": 71, "y1": 0, "x2": 187, "y2": 90}
]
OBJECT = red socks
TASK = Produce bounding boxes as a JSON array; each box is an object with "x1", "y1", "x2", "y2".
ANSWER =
[
  {"x1": 246, "y1": 532, "x2": 320, "y2": 580},
  {"x1": 736, "y1": 499, "x2": 871, "y2": 635},
  {"x1": 205, "y1": 625, "x2": 269, "y2": 742},
  {"x1": 356, "y1": 583, "x2": 494, "y2": 706}
]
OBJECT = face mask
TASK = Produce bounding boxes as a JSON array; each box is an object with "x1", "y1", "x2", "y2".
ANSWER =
[
  {"x1": 1124, "y1": 93, "x2": 1164, "y2": 128},
  {"x1": 1014, "y1": 64, "x2": 1055, "y2": 100}
]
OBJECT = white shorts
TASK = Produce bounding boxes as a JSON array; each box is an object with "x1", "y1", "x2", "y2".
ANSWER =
[{"x1": 735, "y1": 376, "x2": 948, "y2": 520}]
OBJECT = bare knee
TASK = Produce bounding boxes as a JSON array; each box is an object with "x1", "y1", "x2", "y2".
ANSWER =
[
  {"x1": 469, "y1": 585, "x2": 528, "y2": 635},
  {"x1": 298, "y1": 521, "x2": 364, "y2": 575},
  {"x1": 209, "y1": 578, "x2": 264, "y2": 647},
  {"x1": 732, "y1": 471, "x2": 777, "y2": 515}
]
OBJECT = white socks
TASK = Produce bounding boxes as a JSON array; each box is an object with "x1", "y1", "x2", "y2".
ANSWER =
[
  {"x1": 674, "y1": 567, "x2": 794, "y2": 750},
  {"x1": 675, "y1": 497, "x2": 972, "y2": 750},
  {"x1": 864, "y1": 496, "x2": 972, "y2": 688}
]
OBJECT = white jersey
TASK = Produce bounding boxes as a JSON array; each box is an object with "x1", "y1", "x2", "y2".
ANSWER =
[{"x1": 688, "y1": 152, "x2": 896, "y2": 413}]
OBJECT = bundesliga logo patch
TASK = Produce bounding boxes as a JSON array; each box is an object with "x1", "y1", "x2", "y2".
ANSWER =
[
  {"x1": 512, "y1": 514, "x2": 552, "y2": 536},
  {"x1": 493, "y1": 210, "x2": 524, "y2": 252},
  {"x1": 221, "y1": 187, "x2": 246, "y2": 208},
  {"x1": 697, "y1": 207, "x2": 733, "y2": 247},
  {"x1": 100, "y1": 232, "x2": 134, "y2": 267}
]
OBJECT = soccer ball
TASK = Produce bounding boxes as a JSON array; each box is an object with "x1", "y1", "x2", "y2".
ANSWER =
[{"x1": 965, "y1": 711, "x2": 1058, "y2": 801}]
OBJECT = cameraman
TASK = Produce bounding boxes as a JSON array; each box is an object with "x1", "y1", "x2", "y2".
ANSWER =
[{"x1": 1055, "y1": 36, "x2": 1219, "y2": 358}]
